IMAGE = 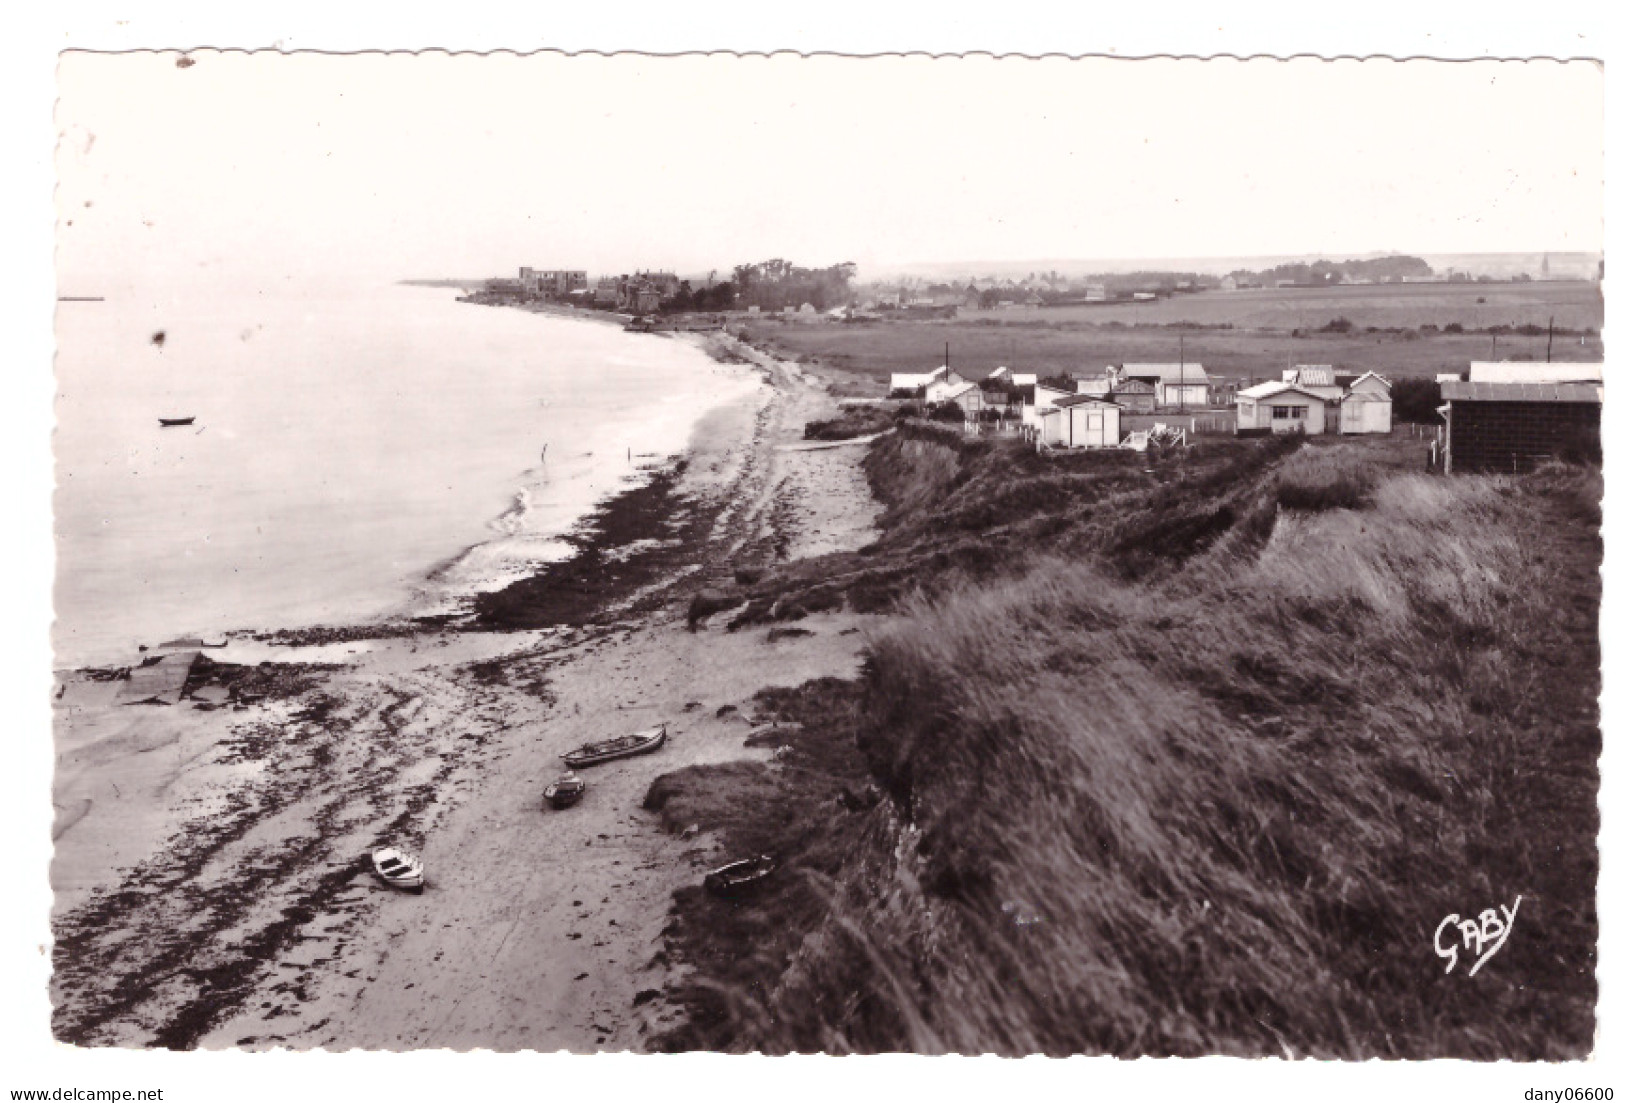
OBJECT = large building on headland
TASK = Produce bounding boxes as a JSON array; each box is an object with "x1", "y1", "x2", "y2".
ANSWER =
[{"x1": 518, "y1": 268, "x2": 589, "y2": 298}]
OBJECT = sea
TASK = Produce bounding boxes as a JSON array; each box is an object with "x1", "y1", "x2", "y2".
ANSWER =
[{"x1": 52, "y1": 280, "x2": 761, "y2": 670}]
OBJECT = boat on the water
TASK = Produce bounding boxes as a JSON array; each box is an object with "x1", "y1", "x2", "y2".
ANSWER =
[
  {"x1": 371, "y1": 846, "x2": 425, "y2": 893},
  {"x1": 158, "y1": 417, "x2": 196, "y2": 427},
  {"x1": 561, "y1": 722, "x2": 667, "y2": 769},
  {"x1": 704, "y1": 855, "x2": 777, "y2": 896},
  {"x1": 543, "y1": 774, "x2": 587, "y2": 809}
]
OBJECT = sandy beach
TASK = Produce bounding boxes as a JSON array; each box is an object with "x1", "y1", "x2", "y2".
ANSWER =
[{"x1": 50, "y1": 330, "x2": 883, "y2": 1050}]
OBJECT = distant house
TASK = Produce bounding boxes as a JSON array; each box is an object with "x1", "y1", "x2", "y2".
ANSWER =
[
  {"x1": 1206, "y1": 376, "x2": 1240, "y2": 408},
  {"x1": 1039, "y1": 396, "x2": 1123, "y2": 449},
  {"x1": 938, "y1": 381, "x2": 981, "y2": 413},
  {"x1": 1119, "y1": 363, "x2": 1210, "y2": 408},
  {"x1": 1010, "y1": 372, "x2": 1039, "y2": 388},
  {"x1": 638, "y1": 271, "x2": 682, "y2": 298},
  {"x1": 485, "y1": 277, "x2": 525, "y2": 296},
  {"x1": 923, "y1": 371, "x2": 972, "y2": 405},
  {"x1": 521, "y1": 268, "x2": 589, "y2": 298},
  {"x1": 1081, "y1": 284, "x2": 1109, "y2": 302},
  {"x1": 1236, "y1": 382, "x2": 1328, "y2": 434},
  {"x1": 635, "y1": 288, "x2": 662, "y2": 313},
  {"x1": 1441, "y1": 379, "x2": 1602, "y2": 473},
  {"x1": 891, "y1": 365, "x2": 955, "y2": 396},
  {"x1": 1282, "y1": 366, "x2": 1344, "y2": 402},
  {"x1": 1074, "y1": 375, "x2": 1113, "y2": 398}
]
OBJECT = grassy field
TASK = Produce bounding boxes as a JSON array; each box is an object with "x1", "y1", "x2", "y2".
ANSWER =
[
  {"x1": 737, "y1": 281, "x2": 1603, "y2": 393},
  {"x1": 648, "y1": 427, "x2": 1600, "y2": 1056},
  {"x1": 952, "y1": 280, "x2": 1603, "y2": 331}
]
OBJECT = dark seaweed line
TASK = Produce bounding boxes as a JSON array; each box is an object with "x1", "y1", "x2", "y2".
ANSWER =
[{"x1": 53, "y1": 689, "x2": 438, "y2": 1047}]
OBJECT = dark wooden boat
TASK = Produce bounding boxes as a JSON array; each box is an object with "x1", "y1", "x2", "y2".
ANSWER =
[
  {"x1": 561, "y1": 723, "x2": 667, "y2": 769},
  {"x1": 543, "y1": 774, "x2": 586, "y2": 809},
  {"x1": 704, "y1": 855, "x2": 777, "y2": 896},
  {"x1": 158, "y1": 417, "x2": 196, "y2": 427}
]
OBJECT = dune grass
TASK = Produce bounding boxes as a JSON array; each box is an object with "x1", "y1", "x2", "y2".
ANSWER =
[{"x1": 650, "y1": 429, "x2": 1599, "y2": 1056}]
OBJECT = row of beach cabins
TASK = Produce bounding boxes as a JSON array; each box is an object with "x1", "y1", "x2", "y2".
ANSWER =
[
  {"x1": 888, "y1": 362, "x2": 1396, "y2": 450},
  {"x1": 888, "y1": 359, "x2": 1604, "y2": 474}
]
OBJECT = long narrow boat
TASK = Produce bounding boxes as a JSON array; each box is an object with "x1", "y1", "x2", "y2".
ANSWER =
[
  {"x1": 561, "y1": 723, "x2": 667, "y2": 769},
  {"x1": 704, "y1": 855, "x2": 777, "y2": 896},
  {"x1": 158, "y1": 417, "x2": 196, "y2": 427},
  {"x1": 371, "y1": 846, "x2": 425, "y2": 893}
]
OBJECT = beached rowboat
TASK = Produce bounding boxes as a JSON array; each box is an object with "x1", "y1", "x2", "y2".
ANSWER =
[
  {"x1": 543, "y1": 774, "x2": 587, "y2": 809},
  {"x1": 371, "y1": 846, "x2": 425, "y2": 893},
  {"x1": 561, "y1": 723, "x2": 667, "y2": 769},
  {"x1": 704, "y1": 855, "x2": 777, "y2": 896},
  {"x1": 158, "y1": 417, "x2": 196, "y2": 427}
]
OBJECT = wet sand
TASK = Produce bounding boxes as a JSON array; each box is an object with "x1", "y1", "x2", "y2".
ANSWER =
[{"x1": 50, "y1": 331, "x2": 883, "y2": 1050}]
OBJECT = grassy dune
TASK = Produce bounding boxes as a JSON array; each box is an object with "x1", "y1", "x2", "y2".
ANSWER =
[{"x1": 651, "y1": 429, "x2": 1600, "y2": 1056}]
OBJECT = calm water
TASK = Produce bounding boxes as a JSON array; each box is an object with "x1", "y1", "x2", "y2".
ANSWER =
[{"x1": 53, "y1": 282, "x2": 759, "y2": 668}]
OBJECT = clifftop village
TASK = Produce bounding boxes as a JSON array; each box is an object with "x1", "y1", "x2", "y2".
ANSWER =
[{"x1": 473, "y1": 257, "x2": 1602, "y2": 475}]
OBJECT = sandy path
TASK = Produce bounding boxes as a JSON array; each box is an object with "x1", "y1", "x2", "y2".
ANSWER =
[{"x1": 51, "y1": 334, "x2": 884, "y2": 1051}]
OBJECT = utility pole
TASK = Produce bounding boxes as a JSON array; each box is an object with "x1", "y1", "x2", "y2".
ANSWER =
[
  {"x1": 1179, "y1": 334, "x2": 1186, "y2": 414},
  {"x1": 1547, "y1": 315, "x2": 1555, "y2": 362}
]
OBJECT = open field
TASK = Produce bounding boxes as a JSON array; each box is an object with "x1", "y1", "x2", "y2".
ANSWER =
[
  {"x1": 736, "y1": 281, "x2": 1604, "y2": 393},
  {"x1": 749, "y1": 321, "x2": 1602, "y2": 392},
  {"x1": 952, "y1": 280, "x2": 1603, "y2": 331}
]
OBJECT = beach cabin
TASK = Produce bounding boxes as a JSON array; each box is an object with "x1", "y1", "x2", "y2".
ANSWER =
[
  {"x1": 1039, "y1": 396, "x2": 1122, "y2": 449},
  {"x1": 923, "y1": 370, "x2": 971, "y2": 405},
  {"x1": 1339, "y1": 372, "x2": 1393, "y2": 435},
  {"x1": 937, "y1": 381, "x2": 980, "y2": 414},
  {"x1": 1441, "y1": 379, "x2": 1602, "y2": 474},
  {"x1": 890, "y1": 365, "x2": 962, "y2": 399},
  {"x1": 1021, "y1": 382, "x2": 1074, "y2": 429},
  {"x1": 1119, "y1": 363, "x2": 1210, "y2": 408},
  {"x1": 1236, "y1": 382, "x2": 1328, "y2": 435},
  {"x1": 1108, "y1": 378, "x2": 1156, "y2": 414}
]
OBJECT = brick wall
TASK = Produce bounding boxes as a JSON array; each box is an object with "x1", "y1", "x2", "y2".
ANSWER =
[{"x1": 1448, "y1": 401, "x2": 1601, "y2": 474}]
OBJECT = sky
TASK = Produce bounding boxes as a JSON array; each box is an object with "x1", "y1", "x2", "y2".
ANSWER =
[{"x1": 55, "y1": 52, "x2": 1604, "y2": 290}]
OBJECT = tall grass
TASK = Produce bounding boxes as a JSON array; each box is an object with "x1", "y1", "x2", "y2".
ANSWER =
[{"x1": 722, "y1": 461, "x2": 1598, "y2": 1056}]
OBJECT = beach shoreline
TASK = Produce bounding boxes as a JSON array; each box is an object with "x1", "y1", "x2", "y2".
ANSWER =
[{"x1": 50, "y1": 314, "x2": 884, "y2": 1050}]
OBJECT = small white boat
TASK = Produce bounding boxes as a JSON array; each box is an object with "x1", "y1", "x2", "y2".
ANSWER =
[{"x1": 371, "y1": 846, "x2": 425, "y2": 893}]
